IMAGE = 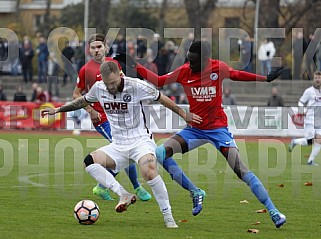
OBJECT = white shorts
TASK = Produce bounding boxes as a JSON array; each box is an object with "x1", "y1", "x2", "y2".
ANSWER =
[
  {"x1": 97, "y1": 136, "x2": 157, "y2": 173},
  {"x1": 304, "y1": 124, "x2": 321, "y2": 139}
]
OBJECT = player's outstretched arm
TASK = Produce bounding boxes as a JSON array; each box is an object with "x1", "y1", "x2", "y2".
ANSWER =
[
  {"x1": 73, "y1": 86, "x2": 101, "y2": 124},
  {"x1": 157, "y1": 93, "x2": 202, "y2": 124},
  {"x1": 41, "y1": 96, "x2": 90, "y2": 118},
  {"x1": 230, "y1": 66, "x2": 284, "y2": 82}
]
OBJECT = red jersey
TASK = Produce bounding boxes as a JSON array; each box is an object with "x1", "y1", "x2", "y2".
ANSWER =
[
  {"x1": 77, "y1": 57, "x2": 121, "y2": 126},
  {"x1": 136, "y1": 59, "x2": 266, "y2": 130}
]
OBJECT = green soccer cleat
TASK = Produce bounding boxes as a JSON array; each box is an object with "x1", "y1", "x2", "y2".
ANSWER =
[
  {"x1": 135, "y1": 186, "x2": 152, "y2": 201},
  {"x1": 93, "y1": 185, "x2": 114, "y2": 201}
]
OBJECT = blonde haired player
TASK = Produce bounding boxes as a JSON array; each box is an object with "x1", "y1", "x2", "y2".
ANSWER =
[{"x1": 42, "y1": 61, "x2": 202, "y2": 228}]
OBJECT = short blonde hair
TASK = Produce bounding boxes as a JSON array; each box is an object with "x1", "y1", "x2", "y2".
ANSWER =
[{"x1": 100, "y1": 61, "x2": 120, "y2": 79}]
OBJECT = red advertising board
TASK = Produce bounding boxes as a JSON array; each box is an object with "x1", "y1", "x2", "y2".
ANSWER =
[{"x1": 0, "y1": 101, "x2": 66, "y2": 129}]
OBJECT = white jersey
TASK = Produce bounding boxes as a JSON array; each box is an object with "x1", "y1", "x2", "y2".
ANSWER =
[
  {"x1": 85, "y1": 76, "x2": 160, "y2": 145},
  {"x1": 299, "y1": 86, "x2": 321, "y2": 128}
]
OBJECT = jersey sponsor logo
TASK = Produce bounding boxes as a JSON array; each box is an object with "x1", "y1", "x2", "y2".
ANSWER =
[
  {"x1": 191, "y1": 86, "x2": 216, "y2": 102},
  {"x1": 210, "y1": 73, "x2": 218, "y2": 80},
  {"x1": 123, "y1": 94, "x2": 132, "y2": 102},
  {"x1": 315, "y1": 96, "x2": 321, "y2": 102},
  {"x1": 104, "y1": 102, "x2": 128, "y2": 114}
]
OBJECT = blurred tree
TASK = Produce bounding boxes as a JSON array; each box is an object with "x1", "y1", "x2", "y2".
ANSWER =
[
  {"x1": 158, "y1": 0, "x2": 168, "y2": 33},
  {"x1": 184, "y1": 0, "x2": 216, "y2": 40},
  {"x1": 112, "y1": 0, "x2": 158, "y2": 32},
  {"x1": 90, "y1": 0, "x2": 112, "y2": 34}
]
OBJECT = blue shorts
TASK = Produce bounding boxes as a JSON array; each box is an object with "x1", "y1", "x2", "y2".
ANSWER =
[
  {"x1": 176, "y1": 126, "x2": 237, "y2": 152},
  {"x1": 95, "y1": 121, "x2": 112, "y2": 143}
]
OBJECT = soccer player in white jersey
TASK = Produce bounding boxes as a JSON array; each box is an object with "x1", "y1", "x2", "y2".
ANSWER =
[
  {"x1": 42, "y1": 61, "x2": 202, "y2": 228},
  {"x1": 289, "y1": 71, "x2": 321, "y2": 166}
]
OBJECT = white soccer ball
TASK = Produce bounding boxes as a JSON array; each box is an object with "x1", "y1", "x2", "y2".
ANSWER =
[{"x1": 73, "y1": 200, "x2": 100, "y2": 225}]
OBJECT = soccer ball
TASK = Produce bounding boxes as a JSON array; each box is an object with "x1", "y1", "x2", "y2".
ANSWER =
[{"x1": 73, "y1": 200, "x2": 100, "y2": 225}]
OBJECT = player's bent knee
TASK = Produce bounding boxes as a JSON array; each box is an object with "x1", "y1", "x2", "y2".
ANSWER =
[
  {"x1": 141, "y1": 164, "x2": 158, "y2": 180},
  {"x1": 84, "y1": 154, "x2": 94, "y2": 168}
]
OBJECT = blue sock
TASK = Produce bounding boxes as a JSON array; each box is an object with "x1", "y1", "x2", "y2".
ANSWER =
[
  {"x1": 242, "y1": 171, "x2": 276, "y2": 211},
  {"x1": 99, "y1": 169, "x2": 118, "y2": 189},
  {"x1": 156, "y1": 145, "x2": 198, "y2": 192},
  {"x1": 124, "y1": 163, "x2": 140, "y2": 189},
  {"x1": 164, "y1": 157, "x2": 198, "y2": 191}
]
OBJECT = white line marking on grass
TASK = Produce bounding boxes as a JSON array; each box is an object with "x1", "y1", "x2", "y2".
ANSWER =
[{"x1": 17, "y1": 171, "x2": 88, "y2": 188}]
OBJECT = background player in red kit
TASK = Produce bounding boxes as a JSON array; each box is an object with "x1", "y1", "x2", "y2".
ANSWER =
[
  {"x1": 114, "y1": 41, "x2": 286, "y2": 228},
  {"x1": 73, "y1": 33, "x2": 151, "y2": 201}
]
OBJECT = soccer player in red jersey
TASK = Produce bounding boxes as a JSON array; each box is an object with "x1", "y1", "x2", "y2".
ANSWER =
[
  {"x1": 73, "y1": 33, "x2": 151, "y2": 201},
  {"x1": 114, "y1": 41, "x2": 286, "y2": 227}
]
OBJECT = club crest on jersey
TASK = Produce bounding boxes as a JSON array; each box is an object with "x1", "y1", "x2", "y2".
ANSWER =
[
  {"x1": 123, "y1": 94, "x2": 132, "y2": 102},
  {"x1": 210, "y1": 73, "x2": 218, "y2": 81}
]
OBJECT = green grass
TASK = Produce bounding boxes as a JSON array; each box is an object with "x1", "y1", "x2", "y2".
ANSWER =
[{"x1": 0, "y1": 132, "x2": 321, "y2": 239}]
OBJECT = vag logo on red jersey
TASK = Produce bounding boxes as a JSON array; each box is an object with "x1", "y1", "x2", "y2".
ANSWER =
[
  {"x1": 104, "y1": 102, "x2": 128, "y2": 114},
  {"x1": 191, "y1": 86, "x2": 216, "y2": 96}
]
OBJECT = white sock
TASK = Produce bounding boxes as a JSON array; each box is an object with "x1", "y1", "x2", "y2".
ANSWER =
[
  {"x1": 293, "y1": 138, "x2": 308, "y2": 146},
  {"x1": 308, "y1": 143, "x2": 321, "y2": 163},
  {"x1": 85, "y1": 164, "x2": 125, "y2": 196},
  {"x1": 147, "y1": 175, "x2": 171, "y2": 215}
]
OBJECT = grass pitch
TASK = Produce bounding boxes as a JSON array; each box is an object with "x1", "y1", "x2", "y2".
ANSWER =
[{"x1": 0, "y1": 132, "x2": 320, "y2": 239}]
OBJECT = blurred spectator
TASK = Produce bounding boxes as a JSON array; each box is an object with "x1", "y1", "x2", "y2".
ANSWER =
[
  {"x1": 222, "y1": 87, "x2": 237, "y2": 105},
  {"x1": 30, "y1": 82, "x2": 38, "y2": 101},
  {"x1": 258, "y1": 39, "x2": 276, "y2": 76},
  {"x1": 36, "y1": 36, "x2": 49, "y2": 83},
  {"x1": 19, "y1": 39, "x2": 34, "y2": 83},
  {"x1": 137, "y1": 34, "x2": 147, "y2": 58},
  {"x1": 293, "y1": 31, "x2": 308, "y2": 80},
  {"x1": 35, "y1": 86, "x2": 46, "y2": 103},
  {"x1": 13, "y1": 86, "x2": 27, "y2": 102},
  {"x1": 61, "y1": 41, "x2": 75, "y2": 86},
  {"x1": 74, "y1": 41, "x2": 85, "y2": 72},
  {"x1": 47, "y1": 52, "x2": 59, "y2": 97},
  {"x1": 34, "y1": 86, "x2": 51, "y2": 103},
  {"x1": 141, "y1": 48, "x2": 158, "y2": 74},
  {"x1": 8, "y1": 39, "x2": 20, "y2": 76},
  {"x1": 0, "y1": 84, "x2": 7, "y2": 101},
  {"x1": 154, "y1": 46, "x2": 168, "y2": 75},
  {"x1": 306, "y1": 33, "x2": 317, "y2": 80},
  {"x1": 116, "y1": 34, "x2": 126, "y2": 54},
  {"x1": 150, "y1": 33, "x2": 164, "y2": 60},
  {"x1": 166, "y1": 41, "x2": 183, "y2": 73},
  {"x1": 267, "y1": 86, "x2": 284, "y2": 107},
  {"x1": 239, "y1": 36, "x2": 253, "y2": 72},
  {"x1": 182, "y1": 32, "x2": 194, "y2": 58},
  {"x1": 124, "y1": 41, "x2": 139, "y2": 77}
]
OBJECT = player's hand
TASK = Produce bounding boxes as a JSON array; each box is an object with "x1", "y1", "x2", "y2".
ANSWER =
[
  {"x1": 185, "y1": 112, "x2": 203, "y2": 124},
  {"x1": 41, "y1": 108, "x2": 58, "y2": 118},
  {"x1": 267, "y1": 66, "x2": 284, "y2": 82},
  {"x1": 113, "y1": 52, "x2": 137, "y2": 68},
  {"x1": 89, "y1": 109, "x2": 101, "y2": 124}
]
